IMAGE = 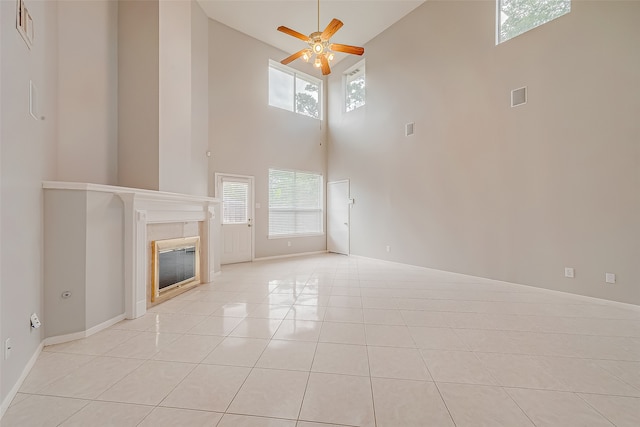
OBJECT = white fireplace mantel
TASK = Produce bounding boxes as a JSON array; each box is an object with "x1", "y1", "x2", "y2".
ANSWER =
[{"x1": 43, "y1": 182, "x2": 221, "y2": 324}]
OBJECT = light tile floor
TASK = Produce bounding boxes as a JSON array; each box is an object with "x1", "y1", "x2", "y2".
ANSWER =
[{"x1": 4, "y1": 254, "x2": 640, "y2": 426}]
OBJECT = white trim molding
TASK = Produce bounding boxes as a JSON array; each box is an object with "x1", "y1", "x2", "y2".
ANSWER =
[{"x1": 43, "y1": 182, "x2": 221, "y2": 320}]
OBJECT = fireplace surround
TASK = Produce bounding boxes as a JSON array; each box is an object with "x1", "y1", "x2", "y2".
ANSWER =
[
  {"x1": 151, "y1": 236, "x2": 201, "y2": 303},
  {"x1": 43, "y1": 181, "x2": 220, "y2": 342}
]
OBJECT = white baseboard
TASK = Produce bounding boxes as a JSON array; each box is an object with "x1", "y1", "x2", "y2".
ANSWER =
[
  {"x1": 134, "y1": 301, "x2": 147, "y2": 320},
  {"x1": 85, "y1": 314, "x2": 126, "y2": 336},
  {"x1": 0, "y1": 341, "x2": 43, "y2": 419},
  {"x1": 1, "y1": 313, "x2": 127, "y2": 420},
  {"x1": 43, "y1": 313, "x2": 126, "y2": 346},
  {"x1": 253, "y1": 250, "x2": 328, "y2": 262},
  {"x1": 350, "y1": 255, "x2": 640, "y2": 311}
]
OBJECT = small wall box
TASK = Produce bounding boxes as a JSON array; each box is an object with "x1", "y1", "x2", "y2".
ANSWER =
[{"x1": 16, "y1": 0, "x2": 34, "y2": 49}]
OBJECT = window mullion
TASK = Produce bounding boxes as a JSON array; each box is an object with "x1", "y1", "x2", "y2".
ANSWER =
[{"x1": 292, "y1": 72, "x2": 297, "y2": 114}]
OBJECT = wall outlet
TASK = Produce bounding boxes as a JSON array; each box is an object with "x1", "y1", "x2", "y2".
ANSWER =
[
  {"x1": 287, "y1": 241, "x2": 291, "y2": 247},
  {"x1": 4, "y1": 338, "x2": 12, "y2": 360},
  {"x1": 605, "y1": 273, "x2": 616, "y2": 284},
  {"x1": 564, "y1": 267, "x2": 574, "y2": 278},
  {"x1": 31, "y1": 313, "x2": 42, "y2": 329},
  {"x1": 386, "y1": 245, "x2": 390, "y2": 253}
]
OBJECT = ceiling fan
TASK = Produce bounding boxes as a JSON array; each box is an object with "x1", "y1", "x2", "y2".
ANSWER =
[{"x1": 277, "y1": 0, "x2": 364, "y2": 75}]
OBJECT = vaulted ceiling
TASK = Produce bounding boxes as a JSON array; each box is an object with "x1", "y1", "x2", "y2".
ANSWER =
[{"x1": 197, "y1": 1, "x2": 425, "y2": 62}]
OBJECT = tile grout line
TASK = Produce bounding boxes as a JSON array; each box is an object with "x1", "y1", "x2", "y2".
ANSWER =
[{"x1": 574, "y1": 392, "x2": 618, "y2": 427}]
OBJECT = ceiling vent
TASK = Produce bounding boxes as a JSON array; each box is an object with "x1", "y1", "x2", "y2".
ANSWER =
[
  {"x1": 511, "y1": 86, "x2": 527, "y2": 107},
  {"x1": 405, "y1": 122, "x2": 415, "y2": 137}
]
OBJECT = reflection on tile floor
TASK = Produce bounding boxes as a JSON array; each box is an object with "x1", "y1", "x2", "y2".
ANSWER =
[{"x1": 4, "y1": 254, "x2": 640, "y2": 426}]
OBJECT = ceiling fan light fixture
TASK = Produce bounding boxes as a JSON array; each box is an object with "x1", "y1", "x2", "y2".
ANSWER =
[{"x1": 277, "y1": 0, "x2": 364, "y2": 75}]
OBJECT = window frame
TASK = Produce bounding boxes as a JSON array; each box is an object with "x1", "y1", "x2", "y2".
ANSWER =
[
  {"x1": 268, "y1": 60, "x2": 323, "y2": 120},
  {"x1": 344, "y1": 59, "x2": 366, "y2": 113},
  {"x1": 268, "y1": 168, "x2": 324, "y2": 239},
  {"x1": 496, "y1": 0, "x2": 571, "y2": 45}
]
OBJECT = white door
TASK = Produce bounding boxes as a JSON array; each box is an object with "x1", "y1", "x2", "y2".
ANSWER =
[
  {"x1": 327, "y1": 180, "x2": 350, "y2": 255},
  {"x1": 216, "y1": 174, "x2": 254, "y2": 264}
]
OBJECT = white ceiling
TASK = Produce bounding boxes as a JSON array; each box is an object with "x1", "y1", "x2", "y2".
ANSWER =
[{"x1": 197, "y1": 1, "x2": 425, "y2": 63}]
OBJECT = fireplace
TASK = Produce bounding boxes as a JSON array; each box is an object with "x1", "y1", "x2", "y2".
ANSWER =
[{"x1": 151, "y1": 236, "x2": 201, "y2": 303}]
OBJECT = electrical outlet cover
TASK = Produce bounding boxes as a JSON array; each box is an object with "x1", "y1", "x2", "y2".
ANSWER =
[{"x1": 30, "y1": 313, "x2": 41, "y2": 328}]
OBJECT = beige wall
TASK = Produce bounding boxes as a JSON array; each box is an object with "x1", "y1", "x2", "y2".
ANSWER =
[
  {"x1": 159, "y1": 0, "x2": 193, "y2": 194},
  {"x1": 119, "y1": 0, "x2": 209, "y2": 196},
  {"x1": 57, "y1": 0, "x2": 118, "y2": 185},
  {"x1": 190, "y1": 0, "x2": 210, "y2": 196},
  {"x1": 328, "y1": 1, "x2": 640, "y2": 305},
  {"x1": 117, "y1": 0, "x2": 160, "y2": 190},
  {"x1": 208, "y1": 20, "x2": 327, "y2": 258},
  {"x1": 1, "y1": 0, "x2": 59, "y2": 410}
]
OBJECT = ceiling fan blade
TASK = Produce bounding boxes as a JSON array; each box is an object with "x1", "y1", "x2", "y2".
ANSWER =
[
  {"x1": 277, "y1": 26, "x2": 310, "y2": 42},
  {"x1": 320, "y1": 54, "x2": 331, "y2": 76},
  {"x1": 330, "y1": 43, "x2": 364, "y2": 56},
  {"x1": 321, "y1": 18, "x2": 343, "y2": 40},
  {"x1": 281, "y1": 49, "x2": 307, "y2": 65}
]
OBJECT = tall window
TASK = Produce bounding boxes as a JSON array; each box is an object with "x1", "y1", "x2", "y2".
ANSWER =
[
  {"x1": 345, "y1": 60, "x2": 365, "y2": 112},
  {"x1": 497, "y1": 0, "x2": 571, "y2": 44},
  {"x1": 269, "y1": 61, "x2": 321, "y2": 119},
  {"x1": 269, "y1": 169, "x2": 323, "y2": 237}
]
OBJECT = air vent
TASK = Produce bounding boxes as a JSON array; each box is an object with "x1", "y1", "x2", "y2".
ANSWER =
[
  {"x1": 347, "y1": 68, "x2": 361, "y2": 76},
  {"x1": 511, "y1": 86, "x2": 527, "y2": 107},
  {"x1": 405, "y1": 122, "x2": 415, "y2": 137}
]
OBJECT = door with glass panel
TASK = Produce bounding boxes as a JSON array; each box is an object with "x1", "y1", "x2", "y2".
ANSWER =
[
  {"x1": 216, "y1": 174, "x2": 254, "y2": 264},
  {"x1": 327, "y1": 180, "x2": 350, "y2": 255}
]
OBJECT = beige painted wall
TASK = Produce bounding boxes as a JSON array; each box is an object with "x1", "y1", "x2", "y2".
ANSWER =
[
  {"x1": 117, "y1": 0, "x2": 160, "y2": 190},
  {"x1": 1, "y1": 0, "x2": 59, "y2": 409},
  {"x1": 159, "y1": 0, "x2": 192, "y2": 194},
  {"x1": 190, "y1": 0, "x2": 210, "y2": 196},
  {"x1": 57, "y1": 0, "x2": 118, "y2": 185},
  {"x1": 328, "y1": 1, "x2": 640, "y2": 305},
  {"x1": 119, "y1": 0, "x2": 209, "y2": 196},
  {"x1": 208, "y1": 20, "x2": 327, "y2": 258}
]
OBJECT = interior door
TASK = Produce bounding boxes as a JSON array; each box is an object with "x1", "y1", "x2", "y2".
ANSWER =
[
  {"x1": 327, "y1": 180, "x2": 350, "y2": 255},
  {"x1": 217, "y1": 174, "x2": 254, "y2": 264}
]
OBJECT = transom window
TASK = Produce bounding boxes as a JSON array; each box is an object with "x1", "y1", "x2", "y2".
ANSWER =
[
  {"x1": 345, "y1": 60, "x2": 365, "y2": 112},
  {"x1": 497, "y1": 0, "x2": 571, "y2": 44},
  {"x1": 268, "y1": 168, "x2": 323, "y2": 237},
  {"x1": 269, "y1": 60, "x2": 322, "y2": 119}
]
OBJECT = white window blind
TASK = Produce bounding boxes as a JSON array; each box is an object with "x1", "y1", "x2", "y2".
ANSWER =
[
  {"x1": 222, "y1": 180, "x2": 248, "y2": 224},
  {"x1": 269, "y1": 169, "x2": 323, "y2": 237}
]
